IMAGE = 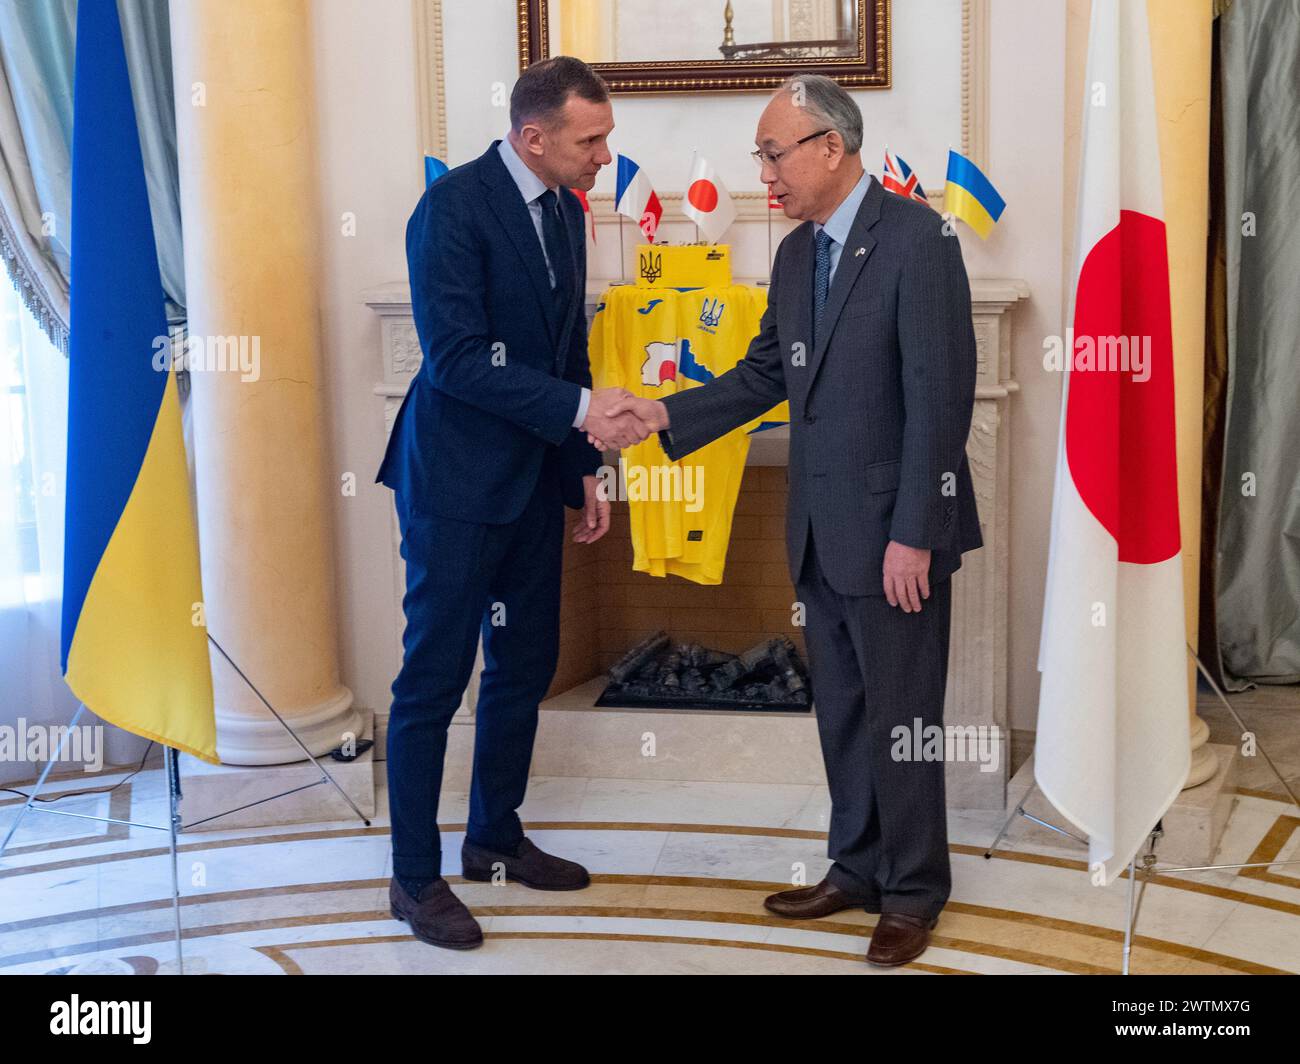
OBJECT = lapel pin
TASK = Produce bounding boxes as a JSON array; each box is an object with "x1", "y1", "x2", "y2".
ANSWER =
[{"x1": 855, "y1": 246, "x2": 866, "y2": 257}]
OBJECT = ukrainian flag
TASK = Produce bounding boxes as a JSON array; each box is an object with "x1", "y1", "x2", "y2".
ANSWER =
[
  {"x1": 62, "y1": 0, "x2": 217, "y2": 763},
  {"x1": 943, "y1": 149, "x2": 1006, "y2": 239},
  {"x1": 424, "y1": 155, "x2": 449, "y2": 188}
]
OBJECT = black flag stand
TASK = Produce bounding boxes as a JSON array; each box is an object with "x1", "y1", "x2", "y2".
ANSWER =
[
  {"x1": 0, "y1": 633, "x2": 372, "y2": 974},
  {"x1": 984, "y1": 642, "x2": 1300, "y2": 974}
]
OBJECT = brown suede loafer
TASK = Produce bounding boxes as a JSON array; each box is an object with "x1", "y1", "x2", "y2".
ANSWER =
[
  {"x1": 764, "y1": 877, "x2": 882, "y2": 918},
  {"x1": 389, "y1": 877, "x2": 483, "y2": 950},
  {"x1": 865, "y1": 911, "x2": 938, "y2": 967},
  {"x1": 461, "y1": 836, "x2": 590, "y2": 890}
]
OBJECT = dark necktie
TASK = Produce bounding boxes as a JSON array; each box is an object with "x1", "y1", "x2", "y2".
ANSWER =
[
  {"x1": 538, "y1": 189, "x2": 571, "y2": 339},
  {"x1": 539, "y1": 189, "x2": 572, "y2": 292},
  {"x1": 813, "y1": 228, "x2": 833, "y2": 347}
]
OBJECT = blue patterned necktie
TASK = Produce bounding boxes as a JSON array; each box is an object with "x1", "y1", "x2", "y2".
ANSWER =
[{"x1": 813, "y1": 228, "x2": 833, "y2": 347}]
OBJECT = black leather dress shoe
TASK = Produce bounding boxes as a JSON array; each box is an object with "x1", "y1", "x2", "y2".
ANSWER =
[
  {"x1": 461, "y1": 836, "x2": 590, "y2": 890},
  {"x1": 763, "y1": 876, "x2": 882, "y2": 918},
  {"x1": 388, "y1": 877, "x2": 483, "y2": 950}
]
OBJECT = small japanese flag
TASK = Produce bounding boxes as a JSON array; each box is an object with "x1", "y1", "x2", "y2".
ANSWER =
[{"x1": 681, "y1": 154, "x2": 736, "y2": 243}]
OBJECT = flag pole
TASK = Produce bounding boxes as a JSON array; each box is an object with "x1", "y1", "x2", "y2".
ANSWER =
[
  {"x1": 166, "y1": 744, "x2": 184, "y2": 974},
  {"x1": 619, "y1": 215, "x2": 626, "y2": 283},
  {"x1": 690, "y1": 146, "x2": 699, "y2": 244},
  {"x1": 766, "y1": 201, "x2": 773, "y2": 284},
  {"x1": 943, "y1": 141, "x2": 956, "y2": 229}
]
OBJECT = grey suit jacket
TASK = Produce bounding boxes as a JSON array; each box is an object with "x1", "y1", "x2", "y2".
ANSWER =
[{"x1": 659, "y1": 173, "x2": 983, "y2": 597}]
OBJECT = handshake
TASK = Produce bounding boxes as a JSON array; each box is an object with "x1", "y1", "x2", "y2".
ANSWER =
[{"x1": 581, "y1": 387, "x2": 670, "y2": 451}]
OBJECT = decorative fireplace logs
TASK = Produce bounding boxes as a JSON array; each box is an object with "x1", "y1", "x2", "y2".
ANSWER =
[{"x1": 596, "y1": 631, "x2": 813, "y2": 712}]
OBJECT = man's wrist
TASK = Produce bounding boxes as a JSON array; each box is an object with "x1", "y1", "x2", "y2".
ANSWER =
[{"x1": 573, "y1": 386, "x2": 591, "y2": 428}]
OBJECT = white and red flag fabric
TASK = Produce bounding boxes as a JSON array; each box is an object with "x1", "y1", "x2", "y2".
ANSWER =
[
  {"x1": 615, "y1": 155, "x2": 662, "y2": 242},
  {"x1": 681, "y1": 154, "x2": 736, "y2": 243},
  {"x1": 1035, "y1": 0, "x2": 1190, "y2": 886}
]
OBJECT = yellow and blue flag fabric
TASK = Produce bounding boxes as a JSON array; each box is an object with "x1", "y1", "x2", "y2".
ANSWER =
[
  {"x1": 943, "y1": 149, "x2": 1006, "y2": 239},
  {"x1": 62, "y1": 0, "x2": 217, "y2": 762}
]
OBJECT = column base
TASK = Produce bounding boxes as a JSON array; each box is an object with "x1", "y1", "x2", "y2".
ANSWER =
[
  {"x1": 1185, "y1": 713, "x2": 1219, "y2": 788},
  {"x1": 215, "y1": 685, "x2": 359, "y2": 766}
]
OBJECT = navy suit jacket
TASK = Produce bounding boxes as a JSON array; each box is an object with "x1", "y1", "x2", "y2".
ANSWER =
[{"x1": 375, "y1": 140, "x2": 602, "y2": 521}]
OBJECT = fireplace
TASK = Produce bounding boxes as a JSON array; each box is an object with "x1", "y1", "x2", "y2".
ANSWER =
[{"x1": 551, "y1": 460, "x2": 812, "y2": 700}]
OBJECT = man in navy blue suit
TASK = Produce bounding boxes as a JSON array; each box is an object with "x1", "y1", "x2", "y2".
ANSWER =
[{"x1": 375, "y1": 57, "x2": 653, "y2": 950}]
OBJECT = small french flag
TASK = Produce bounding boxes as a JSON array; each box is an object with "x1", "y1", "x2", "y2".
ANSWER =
[{"x1": 615, "y1": 155, "x2": 663, "y2": 243}]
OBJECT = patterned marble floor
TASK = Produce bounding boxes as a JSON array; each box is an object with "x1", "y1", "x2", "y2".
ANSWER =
[{"x1": 2, "y1": 759, "x2": 1298, "y2": 975}]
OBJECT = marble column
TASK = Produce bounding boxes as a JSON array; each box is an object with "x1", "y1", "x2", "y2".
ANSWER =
[
  {"x1": 1149, "y1": 0, "x2": 1216, "y2": 787},
  {"x1": 169, "y1": 0, "x2": 357, "y2": 764}
]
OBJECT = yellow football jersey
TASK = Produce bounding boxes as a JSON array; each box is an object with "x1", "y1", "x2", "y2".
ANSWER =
[{"x1": 589, "y1": 284, "x2": 789, "y2": 584}]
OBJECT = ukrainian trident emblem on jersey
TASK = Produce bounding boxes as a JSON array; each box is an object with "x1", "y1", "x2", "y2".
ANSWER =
[{"x1": 697, "y1": 297, "x2": 725, "y2": 334}]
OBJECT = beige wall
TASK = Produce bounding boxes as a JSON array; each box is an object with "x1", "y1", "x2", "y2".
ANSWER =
[
  {"x1": 311, "y1": 0, "x2": 421, "y2": 726},
  {"x1": 961, "y1": 0, "x2": 1068, "y2": 732},
  {"x1": 311, "y1": 0, "x2": 1071, "y2": 733}
]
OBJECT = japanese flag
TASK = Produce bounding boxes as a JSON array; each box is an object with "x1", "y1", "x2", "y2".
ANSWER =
[
  {"x1": 1034, "y1": 0, "x2": 1190, "y2": 887},
  {"x1": 681, "y1": 154, "x2": 736, "y2": 243}
]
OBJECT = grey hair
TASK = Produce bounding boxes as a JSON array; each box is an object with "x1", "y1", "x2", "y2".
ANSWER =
[{"x1": 776, "y1": 74, "x2": 863, "y2": 155}]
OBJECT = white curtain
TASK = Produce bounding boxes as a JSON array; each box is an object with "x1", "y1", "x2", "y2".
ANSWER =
[
  {"x1": 1, "y1": 279, "x2": 149, "y2": 787},
  {"x1": 1, "y1": 277, "x2": 73, "y2": 786}
]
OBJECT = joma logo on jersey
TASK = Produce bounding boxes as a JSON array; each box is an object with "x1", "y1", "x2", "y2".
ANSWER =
[{"x1": 697, "y1": 298, "x2": 725, "y2": 333}]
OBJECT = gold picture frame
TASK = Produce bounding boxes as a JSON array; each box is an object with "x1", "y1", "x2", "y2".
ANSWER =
[{"x1": 518, "y1": 0, "x2": 891, "y2": 94}]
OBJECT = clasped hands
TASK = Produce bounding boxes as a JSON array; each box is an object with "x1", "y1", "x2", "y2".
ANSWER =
[
  {"x1": 583, "y1": 389, "x2": 928, "y2": 611},
  {"x1": 582, "y1": 387, "x2": 670, "y2": 451}
]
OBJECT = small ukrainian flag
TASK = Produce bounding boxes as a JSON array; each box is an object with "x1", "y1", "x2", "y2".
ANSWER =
[
  {"x1": 943, "y1": 149, "x2": 1005, "y2": 239},
  {"x1": 424, "y1": 154, "x2": 449, "y2": 188}
]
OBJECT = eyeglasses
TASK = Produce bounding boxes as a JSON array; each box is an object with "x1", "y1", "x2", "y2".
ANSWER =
[{"x1": 750, "y1": 129, "x2": 832, "y2": 170}]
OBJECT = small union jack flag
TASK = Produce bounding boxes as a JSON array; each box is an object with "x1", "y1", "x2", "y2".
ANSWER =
[{"x1": 882, "y1": 148, "x2": 930, "y2": 205}]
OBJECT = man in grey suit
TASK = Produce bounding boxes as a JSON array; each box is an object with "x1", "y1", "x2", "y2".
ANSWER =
[{"x1": 597, "y1": 75, "x2": 983, "y2": 966}]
